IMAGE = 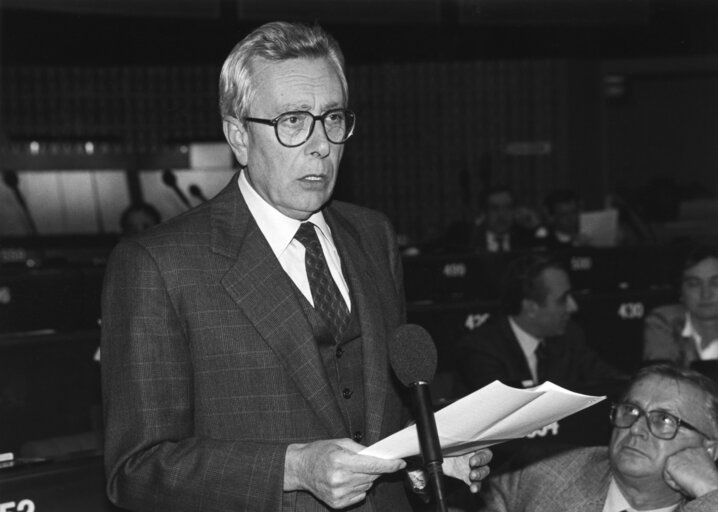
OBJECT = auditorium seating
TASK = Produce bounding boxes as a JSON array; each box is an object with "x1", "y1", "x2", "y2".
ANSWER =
[
  {"x1": 0, "y1": 239, "x2": 110, "y2": 509},
  {"x1": 404, "y1": 245, "x2": 679, "y2": 409},
  {"x1": 0, "y1": 241, "x2": 681, "y2": 508},
  {"x1": 0, "y1": 455, "x2": 122, "y2": 512}
]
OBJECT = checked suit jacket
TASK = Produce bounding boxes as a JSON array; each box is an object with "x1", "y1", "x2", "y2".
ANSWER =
[
  {"x1": 477, "y1": 446, "x2": 718, "y2": 512},
  {"x1": 101, "y1": 174, "x2": 412, "y2": 512}
]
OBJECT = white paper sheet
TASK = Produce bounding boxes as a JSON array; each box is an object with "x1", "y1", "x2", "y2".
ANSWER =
[
  {"x1": 580, "y1": 208, "x2": 619, "y2": 247},
  {"x1": 360, "y1": 380, "x2": 605, "y2": 459}
]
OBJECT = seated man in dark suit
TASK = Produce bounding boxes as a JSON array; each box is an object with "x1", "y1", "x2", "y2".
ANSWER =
[
  {"x1": 436, "y1": 185, "x2": 535, "y2": 254},
  {"x1": 455, "y1": 252, "x2": 624, "y2": 392},
  {"x1": 467, "y1": 186, "x2": 535, "y2": 253},
  {"x1": 476, "y1": 364, "x2": 718, "y2": 512}
]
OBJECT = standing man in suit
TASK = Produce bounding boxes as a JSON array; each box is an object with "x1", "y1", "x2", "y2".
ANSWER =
[
  {"x1": 101, "y1": 21, "x2": 490, "y2": 512},
  {"x1": 455, "y1": 253, "x2": 623, "y2": 392},
  {"x1": 476, "y1": 364, "x2": 718, "y2": 512}
]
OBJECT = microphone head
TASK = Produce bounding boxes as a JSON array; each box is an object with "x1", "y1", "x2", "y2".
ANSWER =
[
  {"x1": 389, "y1": 324, "x2": 437, "y2": 387},
  {"x1": 161, "y1": 169, "x2": 177, "y2": 186}
]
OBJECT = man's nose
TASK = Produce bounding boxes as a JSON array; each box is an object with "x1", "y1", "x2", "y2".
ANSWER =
[
  {"x1": 304, "y1": 119, "x2": 331, "y2": 157},
  {"x1": 567, "y1": 295, "x2": 578, "y2": 314},
  {"x1": 628, "y1": 414, "x2": 650, "y2": 437},
  {"x1": 700, "y1": 283, "x2": 716, "y2": 301}
]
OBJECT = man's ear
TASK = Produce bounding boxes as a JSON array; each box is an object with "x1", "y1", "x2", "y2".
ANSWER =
[
  {"x1": 522, "y1": 298, "x2": 538, "y2": 318},
  {"x1": 222, "y1": 116, "x2": 249, "y2": 167},
  {"x1": 704, "y1": 438, "x2": 718, "y2": 461}
]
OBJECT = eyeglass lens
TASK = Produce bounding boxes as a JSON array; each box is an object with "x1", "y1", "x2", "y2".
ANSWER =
[
  {"x1": 610, "y1": 403, "x2": 681, "y2": 440},
  {"x1": 276, "y1": 110, "x2": 354, "y2": 147}
]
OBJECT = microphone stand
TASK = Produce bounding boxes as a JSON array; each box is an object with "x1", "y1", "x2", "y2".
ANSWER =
[
  {"x1": 189, "y1": 184, "x2": 208, "y2": 203},
  {"x1": 162, "y1": 169, "x2": 191, "y2": 208},
  {"x1": 3, "y1": 170, "x2": 39, "y2": 236},
  {"x1": 411, "y1": 381, "x2": 448, "y2": 512}
]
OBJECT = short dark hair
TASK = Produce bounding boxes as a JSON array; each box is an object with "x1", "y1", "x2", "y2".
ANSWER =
[
  {"x1": 480, "y1": 185, "x2": 514, "y2": 211},
  {"x1": 543, "y1": 189, "x2": 578, "y2": 215},
  {"x1": 681, "y1": 242, "x2": 718, "y2": 275},
  {"x1": 120, "y1": 202, "x2": 161, "y2": 232},
  {"x1": 499, "y1": 253, "x2": 568, "y2": 315},
  {"x1": 669, "y1": 241, "x2": 718, "y2": 293},
  {"x1": 622, "y1": 363, "x2": 718, "y2": 437}
]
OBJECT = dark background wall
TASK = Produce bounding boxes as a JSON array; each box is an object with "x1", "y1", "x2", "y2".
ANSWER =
[
  {"x1": 1, "y1": 0, "x2": 718, "y2": 241},
  {"x1": 1, "y1": 2, "x2": 717, "y2": 495}
]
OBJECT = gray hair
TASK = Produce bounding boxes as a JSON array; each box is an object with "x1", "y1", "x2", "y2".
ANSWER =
[
  {"x1": 218, "y1": 21, "x2": 348, "y2": 122},
  {"x1": 624, "y1": 363, "x2": 718, "y2": 438}
]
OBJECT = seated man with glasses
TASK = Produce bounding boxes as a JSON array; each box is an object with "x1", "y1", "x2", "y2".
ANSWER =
[{"x1": 476, "y1": 363, "x2": 718, "y2": 512}]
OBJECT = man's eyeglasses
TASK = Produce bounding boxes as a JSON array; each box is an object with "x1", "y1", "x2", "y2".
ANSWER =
[
  {"x1": 610, "y1": 402, "x2": 712, "y2": 440},
  {"x1": 244, "y1": 108, "x2": 356, "y2": 148}
]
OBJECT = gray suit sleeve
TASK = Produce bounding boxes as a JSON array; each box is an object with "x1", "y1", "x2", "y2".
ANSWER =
[{"x1": 101, "y1": 240, "x2": 286, "y2": 512}]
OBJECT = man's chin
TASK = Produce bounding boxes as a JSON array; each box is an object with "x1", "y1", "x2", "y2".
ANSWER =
[{"x1": 613, "y1": 451, "x2": 655, "y2": 478}]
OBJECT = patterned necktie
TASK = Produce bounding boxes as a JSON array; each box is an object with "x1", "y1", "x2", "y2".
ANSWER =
[{"x1": 294, "y1": 222, "x2": 350, "y2": 342}]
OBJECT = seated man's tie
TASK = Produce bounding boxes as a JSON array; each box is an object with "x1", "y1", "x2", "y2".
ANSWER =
[
  {"x1": 535, "y1": 341, "x2": 548, "y2": 383},
  {"x1": 294, "y1": 222, "x2": 350, "y2": 342}
]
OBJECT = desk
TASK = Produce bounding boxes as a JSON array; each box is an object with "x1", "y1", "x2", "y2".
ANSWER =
[{"x1": 0, "y1": 456, "x2": 124, "y2": 512}]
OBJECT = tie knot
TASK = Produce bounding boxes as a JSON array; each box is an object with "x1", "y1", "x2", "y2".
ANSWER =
[
  {"x1": 295, "y1": 222, "x2": 319, "y2": 248},
  {"x1": 535, "y1": 341, "x2": 547, "y2": 357}
]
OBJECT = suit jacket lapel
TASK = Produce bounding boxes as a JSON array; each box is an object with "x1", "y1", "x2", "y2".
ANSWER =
[
  {"x1": 210, "y1": 178, "x2": 346, "y2": 438},
  {"x1": 535, "y1": 448, "x2": 611, "y2": 511},
  {"x1": 326, "y1": 207, "x2": 390, "y2": 445},
  {"x1": 567, "y1": 449, "x2": 612, "y2": 510}
]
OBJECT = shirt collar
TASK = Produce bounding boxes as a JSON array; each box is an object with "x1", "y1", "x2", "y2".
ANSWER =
[
  {"x1": 509, "y1": 317, "x2": 541, "y2": 354},
  {"x1": 682, "y1": 312, "x2": 701, "y2": 343},
  {"x1": 237, "y1": 170, "x2": 331, "y2": 258},
  {"x1": 555, "y1": 230, "x2": 573, "y2": 244},
  {"x1": 604, "y1": 478, "x2": 679, "y2": 512}
]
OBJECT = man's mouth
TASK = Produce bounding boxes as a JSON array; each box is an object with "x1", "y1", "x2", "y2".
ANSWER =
[{"x1": 620, "y1": 443, "x2": 648, "y2": 457}]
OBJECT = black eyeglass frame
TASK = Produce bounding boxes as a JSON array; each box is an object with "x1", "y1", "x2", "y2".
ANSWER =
[
  {"x1": 609, "y1": 402, "x2": 712, "y2": 440},
  {"x1": 243, "y1": 108, "x2": 356, "y2": 148}
]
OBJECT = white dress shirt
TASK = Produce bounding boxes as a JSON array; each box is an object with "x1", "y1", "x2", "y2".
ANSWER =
[
  {"x1": 508, "y1": 317, "x2": 541, "y2": 386},
  {"x1": 487, "y1": 231, "x2": 510, "y2": 252},
  {"x1": 237, "y1": 170, "x2": 351, "y2": 310},
  {"x1": 683, "y1": 313, "x2": 718, "y2": 360}
]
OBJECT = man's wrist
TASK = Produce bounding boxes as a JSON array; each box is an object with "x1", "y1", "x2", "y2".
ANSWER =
[
  {"x1": 691, "y1": 479, "x2": 718, "y2": 498},
  {"x1": 283, "y1": 443, "x2": 306, "y2": 492}
]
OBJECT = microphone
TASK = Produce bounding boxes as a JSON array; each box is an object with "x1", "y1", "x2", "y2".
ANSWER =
[
  {"x1": 188, "y1": 183, "x2": 208, "y2": 203},
  {"x1": 3, "y1": 170, "x2": 39, "y2": 235},
  {"x1": 389, "y1": 324, "x2": 447, "y2": 512},
  {"x1": 161, "y1": 169, "x2": 191, "y2": 208}
]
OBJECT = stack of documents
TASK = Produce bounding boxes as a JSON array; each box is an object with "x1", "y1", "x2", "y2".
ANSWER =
[{"x1": 361, "y1": 380, "x2": 604, "y2": 459}]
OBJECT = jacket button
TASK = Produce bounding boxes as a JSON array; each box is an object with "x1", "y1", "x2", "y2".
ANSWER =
[
  {"x1": 353, "y1": 431, "x2": 363, "y2": 442},
  {"x1": 336, "y1": 347, "x2": 344, "y2": 358},
  {"x1": 342, "y1": 388, "x2": 353, "y2": 399}
]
